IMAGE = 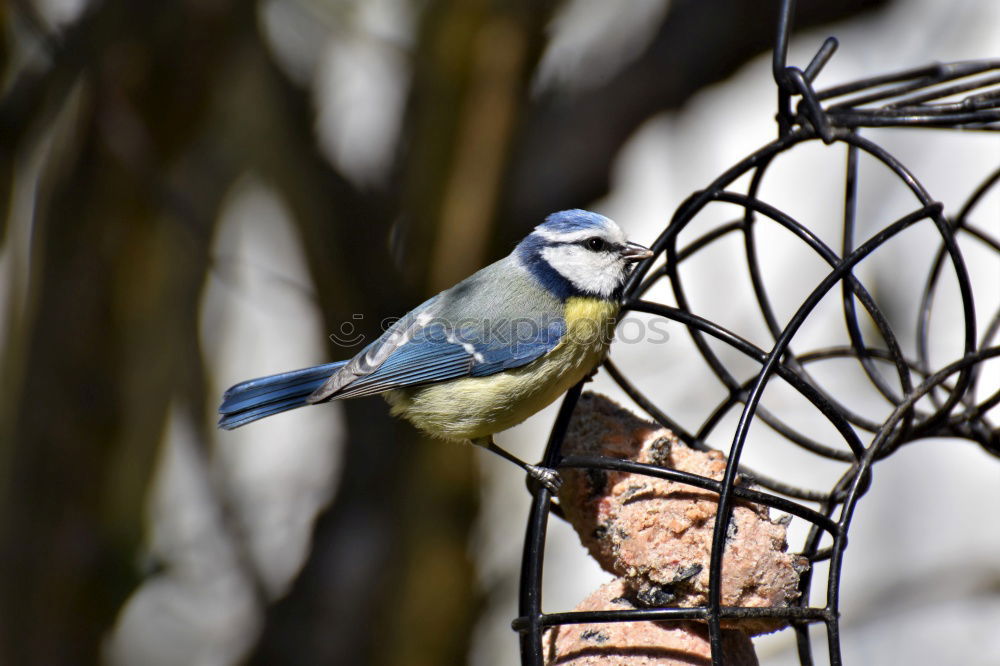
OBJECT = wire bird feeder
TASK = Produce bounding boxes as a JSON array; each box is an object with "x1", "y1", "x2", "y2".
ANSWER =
[{"x1": 515, "y1": 1, "x2": 1000, "y2": 664}]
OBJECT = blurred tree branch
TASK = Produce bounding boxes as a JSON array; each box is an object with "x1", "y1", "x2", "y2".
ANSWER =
[{"x1": 0, "y1": 2, "x2": 245, "y2": 663}]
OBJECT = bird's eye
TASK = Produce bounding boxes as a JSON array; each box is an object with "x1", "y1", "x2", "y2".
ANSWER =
[{"x1": 586, "y1": 237, "x2": 606, "y2": 251}]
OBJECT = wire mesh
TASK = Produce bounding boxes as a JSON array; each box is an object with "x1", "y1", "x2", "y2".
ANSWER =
[{"x1": 515, "y1": 1, "x2": 1000, "y2": 664}]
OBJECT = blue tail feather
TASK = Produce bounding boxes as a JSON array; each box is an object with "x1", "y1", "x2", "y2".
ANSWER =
[{"x1": 218, "y1": 361, "x2": 346, "y2": 430}]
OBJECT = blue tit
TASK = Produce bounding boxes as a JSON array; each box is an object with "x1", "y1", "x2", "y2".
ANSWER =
[{"x1": 218, "y1": 209, "x2": 652, "y2": 489}]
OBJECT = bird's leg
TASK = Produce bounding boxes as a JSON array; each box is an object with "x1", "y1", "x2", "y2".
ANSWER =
[{"x1": 473, "y1": 437, "x2": 562, "y2": 493}]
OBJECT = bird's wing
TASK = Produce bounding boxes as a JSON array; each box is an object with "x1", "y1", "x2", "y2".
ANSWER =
[
  {"x1": 316, "y1": 314, "x2": 566, "y2": 400},
  {"x1": 308, "y1": 294, "x2": 442, "y2": 401},
  {"x1": 309, "y1": 257, "x2": 566, "y2": 402},
  {"x1": 309, "y1": 256, "x2": 568, "y2": 402}
]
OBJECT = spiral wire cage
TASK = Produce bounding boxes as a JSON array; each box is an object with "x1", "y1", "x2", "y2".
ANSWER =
[{"x1": 514, "y1": 1, "x2": 1000, "y2": 664}]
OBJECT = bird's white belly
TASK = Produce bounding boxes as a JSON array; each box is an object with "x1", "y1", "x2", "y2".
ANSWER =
[{"x1": 385, "y1": 297, "x2": 618, "y2": 441}]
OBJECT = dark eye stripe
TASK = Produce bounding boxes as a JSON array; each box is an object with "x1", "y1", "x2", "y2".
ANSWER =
[
  {"x1": 579, "y1": 239, "x2": 623, "y2": 252},
  {"x1": 546, "y1": 239, "x2": 622, "y2": 252}
]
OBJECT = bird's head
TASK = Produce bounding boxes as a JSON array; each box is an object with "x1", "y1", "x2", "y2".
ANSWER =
[{"x1": 515, "y1": 209, "x2": 653, "y2": 300}]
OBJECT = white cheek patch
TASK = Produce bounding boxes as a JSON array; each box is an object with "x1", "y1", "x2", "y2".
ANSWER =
[{"x1": 541, "y1": 245, "x2": 625, "y2": 298}]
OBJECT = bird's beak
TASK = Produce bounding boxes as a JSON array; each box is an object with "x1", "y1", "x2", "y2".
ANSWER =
[{"x1": 621, "y1": 241, "x2": 654, "y2": 262}]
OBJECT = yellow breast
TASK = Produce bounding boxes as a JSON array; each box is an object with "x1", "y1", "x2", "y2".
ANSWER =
[{"x1": 385, "y1": 297, "x2": 620, "y2": 441}]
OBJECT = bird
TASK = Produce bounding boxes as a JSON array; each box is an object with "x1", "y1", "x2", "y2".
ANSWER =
[{"x1": 218, "y1": 209, "x2": 652, "y2": 490}]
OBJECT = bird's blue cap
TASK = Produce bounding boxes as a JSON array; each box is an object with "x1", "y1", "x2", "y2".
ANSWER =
[{"x1": 535, "y1": 209, "x2": 615, "y2": 235}]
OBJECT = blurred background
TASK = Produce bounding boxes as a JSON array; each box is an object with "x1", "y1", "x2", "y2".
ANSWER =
[{"x1": 1, "y1": 0, "x2": 998, "y2": 664}]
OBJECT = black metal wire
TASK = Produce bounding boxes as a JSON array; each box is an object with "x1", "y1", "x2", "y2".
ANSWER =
[{"x1": 516, "y1": 0, "x2": 1000, "y2": 663}]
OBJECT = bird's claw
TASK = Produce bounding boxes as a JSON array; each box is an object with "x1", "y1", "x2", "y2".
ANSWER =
[{"x1": 526, "y1": 464, "x2": 563, "y2": 494}]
